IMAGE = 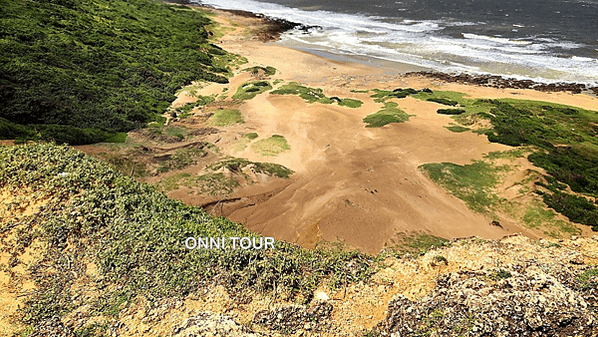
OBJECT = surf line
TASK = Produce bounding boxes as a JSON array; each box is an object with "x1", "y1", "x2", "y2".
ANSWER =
[{"x1": 185, "y1": 236, "x2": 275, "y2": 250}]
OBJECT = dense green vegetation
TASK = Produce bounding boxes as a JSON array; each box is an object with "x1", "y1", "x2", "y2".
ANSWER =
[
  {"x1": 478, "y1": 100, "x2": 598, "y2": 230},
  {"x1": 0, "y1": 0, "x2": 233, "y2": 144},
  {"x1": 363, "y1": 102, "x2": 412, "y2": 127},
  {"x1": 270, "y1": 82, "x2": 363, "y2": 108},
  {"x1": 0, "y1": 143, "x2": 376, "y2": 332}
]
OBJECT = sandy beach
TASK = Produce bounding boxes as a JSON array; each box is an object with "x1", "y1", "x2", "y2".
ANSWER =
[{"x1": 98, "y1": 6, "x2": 598, "y2": 254}]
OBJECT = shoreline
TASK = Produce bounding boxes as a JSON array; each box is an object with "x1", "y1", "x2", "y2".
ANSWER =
[{"x1": 192, "y1": 1, "x2": 598, "y2": 95}]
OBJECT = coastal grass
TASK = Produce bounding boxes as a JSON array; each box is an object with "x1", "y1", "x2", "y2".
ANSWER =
[
  {"x1": 157, "y1": 147, "x2": 207, "y2": 173},
  {"x1": 417, "y1": 95, "x2": 598, "y2": 231},
  {"x1": 271, "y1": 82, "x2": 363, "y2": 108},
  {"x1": 522, "y1": 200, "x2": 581, "y2": 237},
  {"x1": 0, "y1": 143, "x2": 376, "y2": 332},
  {"x1": 233, "y1": 132, "x2": 259, "y2": 152},
  {"x1": 420, "y1": 161, "x2": 508, "y2": 215},
  {"x1": 386, "y1": 233, "x2": 449, "y2": 256},
  {"x1": 363, "y1": 102, "x2": 412, "y2": 127},
  {"x1": 477, "y1": 99, "x2": 598, "y2": 230},
  {"x1": 232, "y1": 81, "x2": 272, "y2": 100},
  {"x1": 444, "y1": 125, "x2": 470, "y2": 133},
  {"x1": 251, "y1": 135, "x2": 291, "y2": 156},
  {"x1": 0, "y1": 0, "x2": 231, "y2": 144},
  {"x1": 208, "y1": 109, "x2": 244, "y2": 127},
  {"x1": 208, "y1": 157, "x2": 293, "y2": 179},
  {"x1": 242, "y1": 66, "x2": 277, "y2": 76}
]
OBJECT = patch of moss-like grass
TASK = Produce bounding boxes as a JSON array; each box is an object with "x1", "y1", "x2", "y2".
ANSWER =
[
  {"x1": 208, "y1": 157, "x2": 293, "y2": 179},
  {"x1": 522, "y1": 199, "x2": 582, "y2": 237},
  {"x1": 155, "y1": 172, "x2": 192, "y2": 192},
  {"x1": 271, "y1": 82, "x2": 362, "y2": 108},
  {"x1": 208, "y1": 109, "x2": 244, "y2": 127},
  {"x1": 195, "y1": 173, "x2": 240, "y2": 195},
  {"x1": 386, "y1": 232, "x2": 449, "y2": 256},
  {"x1": 338, "y1": 98, "x2": 363, "y2": 108},
  {"x1": 576, "y1": 268, "x2": 598, "y2": 291},
  {"x1": 157, "y1": 147, "x2": 207, "y2": 173},
  {"x1": 233, "y1": 132, "x2": 259, "y2": 152},
  {"x1": 363, "y1": 102, "x2": 412, "y2": 127},
  {"x1": 251, "y1": 135, "x2": 290, "y2": 156},
  {"x1": 444, "y1": 125, "x2": 470, "y2": 133},
  {"x1": 370, "y1": 88, "x2": 419, "y2": 103},
  {"x1": 420, "y1": 161, "x2": 509, "y2": 215},
  {"x1": 242, "y1": 66, "x2": 277, "y2": 76},
  {"x1": 232, "y1": 81, "x2": 272, "y2": 100},
  {"x1": 483, "y1": 149, "x2": 527, "y2": 160},
  {"x1": 0, "y1": 143, "x2": 377, "y2": 331},
  {"x1": 96, "y1": 152, "x2": 148, "y2": 178}
]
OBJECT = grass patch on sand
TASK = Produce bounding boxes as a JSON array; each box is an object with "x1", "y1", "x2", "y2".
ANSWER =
[
  {"x1": 208, "y1": 157, "x2": 293, "y2": 179},
  {"x1": 157, "y1": 147, "x2": 207, "y2": 173},
  {"x1": 242, "y1": 66, "x2": 277, "y2": 76},
  {"x1": 363, "y1": 102, "x2": 412, "y2": 127},
  {"x1": 232, "y1": 81, "x2": 272, "y2": 100},
  {"x1": 233, "y1": 132, "x2": 259, "y2": 152},
  {"x1": 251, "y1": 135, "x2": 290, "y2": 156},
  {"x1": 386, "y1": 232, "x2": 449, "y2": 256},
  {"x1": 338, "y1": 98, "x2": 363, "y2": 108},
  {"x1": 445, "y1": 125, "x2": 470, "y2": 133},
  {"x1": 420, "y1": 161, "x2": 509, "y2": 215},
  {"x1": 474, "y1": 99, "x2": 598, "y2": 231},
  {"x1": 271, "y1": 82, "x2": 363, "y2": 108},
  {"x1": 208, "y1": 109, "x2": 244, "y2": 127},
  {"x1": 522, "y1": 200, "x2": 581, "y2": 237},
  {"x1": 370, "y1": 88, "x2": 419, "y2": 103}
]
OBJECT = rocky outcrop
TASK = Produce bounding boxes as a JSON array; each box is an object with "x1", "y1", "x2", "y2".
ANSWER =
[
  {"x1": 253, "y1": 300, "x2": 333, "y2": 333},
  {"x1": 377, "y1": 266, "x2": 597, "y2": 337},
  {"x1": 173, "y1": 312, "x2": 265, "y2": 337},
  {"x1": 406, "y1": 71, "x2": 595, "y2": 95}
]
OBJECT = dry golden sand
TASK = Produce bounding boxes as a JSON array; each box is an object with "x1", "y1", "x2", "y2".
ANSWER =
[{"x1": 158, "y1": 7, "x2": 598, "y2": 254}]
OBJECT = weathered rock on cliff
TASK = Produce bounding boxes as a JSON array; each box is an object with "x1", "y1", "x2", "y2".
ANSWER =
[
  {"x1": 173, "y1": 312, "x2": 265, "y2": 337},
  {"x1": 377, "y1": 266, "x2": 597, "y2": 337},
  {"x1": 253, "y1": 300, "x2": 333, "y2": 333}
]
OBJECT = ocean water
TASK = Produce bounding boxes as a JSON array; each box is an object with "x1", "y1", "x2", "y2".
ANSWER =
[{"x1": 194, "y1": 0, "x2": 598, "y2": 85}]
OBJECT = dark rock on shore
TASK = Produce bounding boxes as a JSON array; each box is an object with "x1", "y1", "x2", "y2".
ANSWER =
[{"x1": 407, "y1": 71, "x2": 597, "y2": 95}]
